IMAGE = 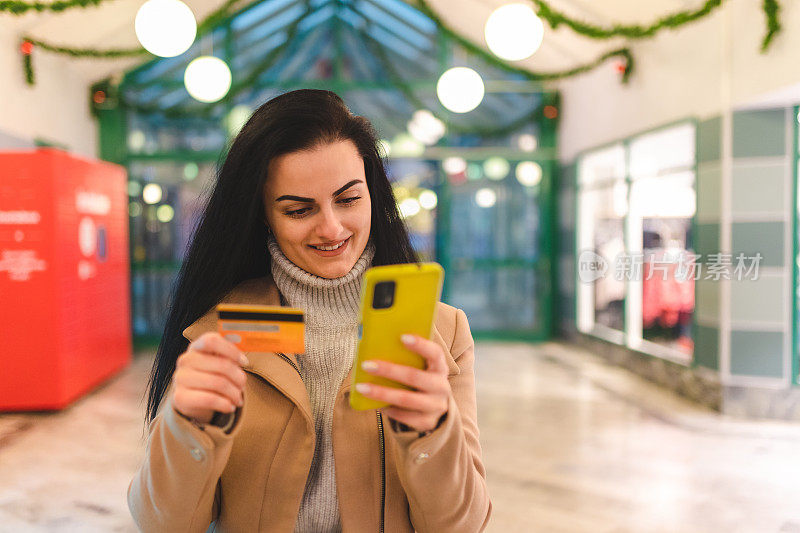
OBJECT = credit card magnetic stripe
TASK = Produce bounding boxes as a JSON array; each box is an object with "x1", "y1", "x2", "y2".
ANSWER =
[{"x1": 217, "y1": 310, "x2": 304, "y2": 322}]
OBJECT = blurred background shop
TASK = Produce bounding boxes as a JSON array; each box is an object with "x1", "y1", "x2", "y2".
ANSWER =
[{"x1": 3, "y1": 0, "x2": 800, "y2": 531}]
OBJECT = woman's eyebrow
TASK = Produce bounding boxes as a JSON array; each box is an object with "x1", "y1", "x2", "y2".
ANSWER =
[{"x1": 275, "y1": 179, "x2": 363, "y2": 202}]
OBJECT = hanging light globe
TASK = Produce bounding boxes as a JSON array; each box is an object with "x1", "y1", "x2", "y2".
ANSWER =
[
  {"x1": 437, "y1": 67, "x2": 484, "y2": 113},
  {"x1": 378, "y1": 139, "x2": 392, "y2": 158},
  {"x1": 184, "y1": 56, "x2": 232, "y2": 103},
  {"x1": 183, "y1": 162, "x2": 199, "y2": 181},
  {"x1": 515, "y1": 161, "x2": 542, "y2": 187},
  {"x1": 399, "y1": 198, "x2": 421, "y2": 218},
  {"x1": 225, "y1": 104, "x2": 251, "y2": 137},
  {"x1": 127, "y1": 181, "x2": 142, "y2": 197},
  {"x1": 475, "y1": 188, "x2": 496, "y2": 208},
  {"x1": 466, "y1": 162, "x2": 483, "y2": 181},
  {"x1": 135, "y1": 0, "x2": 197, "y2": 58},
  {"x1": 156, "y1": 204, "x2": 175, "y2": 223},
  {"x1": 418, "y1": 189, "x2": 438, "y2": 210},
  {"x1": 391, "y1": 133, "x2": 425, "y2": 157},
  {"x1": 484, "y1": 157, "x2": 510, "y2": 180},
  {"x1": 142, "y1": 184, "x2": 163, "y2": 205},
  {"x1": 485, "y1": 3, "x2": 544, "y2": 61},
  {"x1": 517, "y1": 133, "x2": 538, "y2": 152},
  {"x1": 127, "y1": 129, "x2": 146, "y2": 152},
  {"x1": 408, "y1": 110, "x2": 446, "y2": 145},
  {"x1": 443, "y1": 157, "x2": 467, "y2": 175}
]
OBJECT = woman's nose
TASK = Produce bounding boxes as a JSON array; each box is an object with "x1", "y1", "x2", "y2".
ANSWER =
[{"x1": 316, "y1": 206, "x2": 345, "y2": 239}]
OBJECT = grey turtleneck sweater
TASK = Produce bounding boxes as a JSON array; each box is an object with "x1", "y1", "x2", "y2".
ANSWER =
[{"x1": 267, "y1": 235, "x2": 376, "y2": 533}]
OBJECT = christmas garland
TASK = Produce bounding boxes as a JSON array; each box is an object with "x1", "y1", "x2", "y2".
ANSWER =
[
  {"x1": 530, "y1": 0, "x2": 782, "y2": 52},
  {"x1": 14, "y1": 0, "x2": 784, "y2": 81},
  {"x1": 1, "y1": 0, "x2": 107, "y2": 15},
  {"x1": 358, "y1": 22, "x2": 586, "y2": 138},
  {"x1": 110, "y1": 2, "x2": 313, "y2": 119},
  {"x1": 20, "y1": 0, "x2": 247, "y2": 85},
  {"x1": 532, "y1": 0, "x2": 724, "y2": 40},
  {"x1": 414, "y1": 0, "x2": 632, "y2": 84}
]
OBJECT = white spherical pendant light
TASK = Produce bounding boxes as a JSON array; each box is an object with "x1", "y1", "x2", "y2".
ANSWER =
[
  {"x1": 517, "y1": 133, "x2": 538, "y2": 152},
  {"x1": 418, "y1": 189, "x2": 438, "y2": 210},
  {"x1": 515, "y1": 161, "x2": 542, "y2": 187},
  {"x1": 135, "y1": 0, "x2": 197, "y2": 58},
  {"x1": 399, "y1": 198, "x2": 421, "y2": 218},
  {"x1": 142, "y1": 183, "x2": 163, "y2": 205},
  {"x1": 437, "y1": 67, "x2": 485, "y2": 113},
  {"x1": 483, "y1": 157, "x2": 510, "y2": 180},
  {"x1": 225, "y1": 104, "x2": 251, "y2": 136},
  {"x1": 391, "y1": 133, "x2": 425, "y2": 157},
  {"x1": 443, "y1": 156, "x2": 467, "y2": 175},
  {"x1": 485, "y1": 3, "x2": 544, "y2": 61},
  {"x1": 475, "y1": 188, "x2": 496, "y2": 208},
  {"x1": 408, "y1": 110, "x2": 446, "y2": 145},
  {"x1": 184, "y1": 56, "x2": 232, "y2": 103}
]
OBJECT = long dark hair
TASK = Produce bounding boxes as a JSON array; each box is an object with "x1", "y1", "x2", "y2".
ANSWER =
[{"x1": 144, "y1": 89, "x2": 418, "y2": 426}]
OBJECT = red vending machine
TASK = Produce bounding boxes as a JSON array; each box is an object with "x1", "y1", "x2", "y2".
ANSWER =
[{"x1": 0, "y1": 148, "x2": 131, "y2": 410}]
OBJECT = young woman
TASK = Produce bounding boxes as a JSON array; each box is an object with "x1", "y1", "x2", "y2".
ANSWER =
[{"x1": 128, "y1": 89, "x2": 491, "y2": 532}]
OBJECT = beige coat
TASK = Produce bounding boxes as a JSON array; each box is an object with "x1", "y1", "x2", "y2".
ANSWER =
[{"x1": 128, "y1": 275, "x2": 491, "y2": 532}]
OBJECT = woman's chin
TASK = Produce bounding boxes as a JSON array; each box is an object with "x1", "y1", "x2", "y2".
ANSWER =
[{"x1": 305, "y1": 258, "x2": 353, "y2": 279}]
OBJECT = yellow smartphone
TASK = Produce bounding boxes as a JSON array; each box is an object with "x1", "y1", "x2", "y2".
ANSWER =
[{"x1": 349, "y1": 262, "x2": 444, "y2": 410}]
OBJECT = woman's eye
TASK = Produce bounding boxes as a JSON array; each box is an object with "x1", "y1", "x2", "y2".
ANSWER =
[
  {"x1": 286, "y1": 207, "x2": 310, "y2": 217},
  {"x1": 285, "y1": 197, "x2": 360, "y2": 218}
]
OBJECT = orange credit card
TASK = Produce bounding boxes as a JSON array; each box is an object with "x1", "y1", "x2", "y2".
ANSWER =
[{"x1": 216, "y1": 303, "x2": 305, "y2": 353}]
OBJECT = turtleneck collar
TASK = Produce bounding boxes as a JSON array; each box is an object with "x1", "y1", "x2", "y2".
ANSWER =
[{"x1": 267, "y1": 234, "x2": 376, "y2": 327}]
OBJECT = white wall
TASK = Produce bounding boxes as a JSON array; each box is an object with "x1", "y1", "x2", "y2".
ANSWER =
[
  {"x1": 558, "y1": 0, "x2": 800, "y2": 162},
  {"x1": 0, "y1": 21, "x2": 98, "y2": 158}
]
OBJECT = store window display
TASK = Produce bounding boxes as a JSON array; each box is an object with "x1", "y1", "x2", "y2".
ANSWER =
[{"x1": 577, "y1": 122, "x2": 696, "y2": 363}]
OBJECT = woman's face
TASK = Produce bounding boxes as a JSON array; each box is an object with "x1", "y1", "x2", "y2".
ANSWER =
[{"x1": 263, "y1": 139, "x2": 372, "y2": 279}]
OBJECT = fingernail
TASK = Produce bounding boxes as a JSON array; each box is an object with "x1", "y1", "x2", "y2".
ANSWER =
[
  {"x1": 401, "y1": 334, "x2": 415, "y2": 345},
  {"x1": 237, "y1": 394, "x2": 244, "y2": 406},
  {"x1": 362, "y1": 360, "x2": 378, "y2": 372},
  {"x1": 193, "y1": 338, "x2": 205, "y2": 350},
  {"x1": 355, "y1": 383, "x2": 371, "y2": 394},
  {"x1": 239, "y1": 353, "x2": 250, "y2": 366}
]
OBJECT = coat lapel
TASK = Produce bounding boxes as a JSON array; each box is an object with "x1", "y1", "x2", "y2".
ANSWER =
[{"x1": 181, "y1": 276, "x2": 313, "y2": 425}]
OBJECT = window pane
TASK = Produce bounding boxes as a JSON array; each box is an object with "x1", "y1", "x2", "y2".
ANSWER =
[
  {"x1": 447, "y1": 266, "x2": 537, "y2": 331},
  {"x1": 577, "y1": 183, "x2": 627, "y2": 333},
  {"x1": 632, "y1": 172, "x2": 696, "y2": 356},
  {"x1": 629, "y1": 122, "x2": 695, "y2": 179}
]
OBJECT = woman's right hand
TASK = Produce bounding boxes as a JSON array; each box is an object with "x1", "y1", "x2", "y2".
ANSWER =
[{"x1": 172, "y1": 332, "x2": 250, "y2": 424}]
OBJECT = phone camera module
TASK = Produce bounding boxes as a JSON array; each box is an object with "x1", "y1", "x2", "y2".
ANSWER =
[{"x1": 372, "y1": 281, "x2": 395, "y2": 309}]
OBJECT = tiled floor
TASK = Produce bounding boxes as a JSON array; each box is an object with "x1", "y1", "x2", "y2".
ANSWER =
[{"x1": 1, "y1": 342, "x2": 800, "y2": 532}]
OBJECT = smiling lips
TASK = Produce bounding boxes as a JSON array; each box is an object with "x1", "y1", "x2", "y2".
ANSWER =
[{"x1": 308, "y1": 236, "x2": 350, "y2": 252}]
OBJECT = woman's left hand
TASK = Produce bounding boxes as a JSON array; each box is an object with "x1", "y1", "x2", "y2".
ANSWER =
[{"x1": 356, "y1": 333, "x2": 450, "y2": 433}]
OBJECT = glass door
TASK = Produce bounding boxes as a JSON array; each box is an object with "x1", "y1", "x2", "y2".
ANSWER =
[{"x1": 441, "y1": 158, "x2": 553, "y2": 340}]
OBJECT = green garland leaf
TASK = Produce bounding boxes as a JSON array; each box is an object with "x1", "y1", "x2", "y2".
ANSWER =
[
  {"x1": 23, "y1": 52, "x2": 34, "y2": 85},
  {"x1": 761, "y1": 0, "x2": 781, "y2": 52},
  {"x1": 1, "y1": 0, "x2": 107, "y2": 15}
]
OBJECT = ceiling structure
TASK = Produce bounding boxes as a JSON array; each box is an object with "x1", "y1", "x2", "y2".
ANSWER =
[
  {"x1": 83, "y1": 0, "x2": 558, "y2": 149},
  {"x1": 0, "y1": 0, "x2": 686, "y2": 84}
]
